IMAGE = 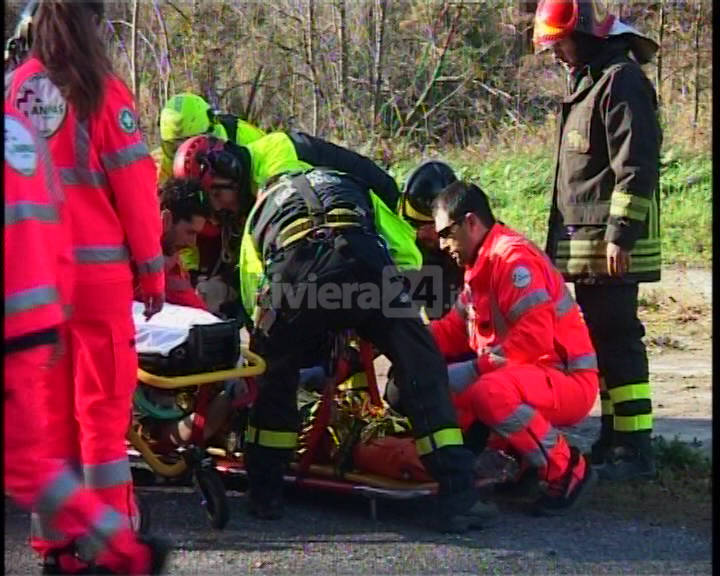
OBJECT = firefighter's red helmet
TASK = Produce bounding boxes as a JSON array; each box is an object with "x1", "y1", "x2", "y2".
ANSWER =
[
  {"x1": 533, "y1": 0, "x2": 615, "y2": 53},
  {"x1": 172, "y1": 135, "x2": 225, "y2": 192}
]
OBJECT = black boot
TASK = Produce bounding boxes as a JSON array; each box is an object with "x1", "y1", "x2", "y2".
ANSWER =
[
  {"x1": 598, "y1": 432, "x2": 656, "y2": 482},
  {"x1": 589, "y1": 415, "x2": 615, "y2": 466},
  {"x1": 433, "y1": 488, "x2": 499, "y2": 534},
  {"x1": 245, "y1": 444, "x2": 291, "y2": 520}
]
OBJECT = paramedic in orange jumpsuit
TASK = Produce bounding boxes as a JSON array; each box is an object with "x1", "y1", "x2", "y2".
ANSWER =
[
  {"x1": 430, "y1": 181, "x2": 599, "y2": 515},
  {"x1": 5, "y1": 1, "x2": 165, "y2": 563},
  {"x1": 3, "y1": 102, "x2": 168, "y2": 574}
]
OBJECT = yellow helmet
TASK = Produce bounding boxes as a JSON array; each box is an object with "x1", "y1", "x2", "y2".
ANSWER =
[{"x1": 159, "y1": 93, "x2": 214, "y2": 142}]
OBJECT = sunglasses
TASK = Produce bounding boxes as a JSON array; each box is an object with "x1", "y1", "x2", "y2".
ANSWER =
[{"x1": 437, "y1": 220, "x2": 460, "y2": 239}]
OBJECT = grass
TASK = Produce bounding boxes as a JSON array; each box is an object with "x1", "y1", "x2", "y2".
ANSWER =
[
  {"x1": 390, "y1": 145, "x2": 712, "y2": 268},
  {"x1": 587, "y1": 436, "x2": 712, "y2": 535}
]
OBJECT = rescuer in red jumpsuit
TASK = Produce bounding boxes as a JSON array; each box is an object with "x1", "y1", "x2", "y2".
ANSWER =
[
  {"x1": 430, "y1": 181, "x2": 599, "y2": 515},
  {"x1": 3, "y1": 102, "x2": 168, "y2": 574},
  {"x1": 5, "y1": 2, "x2": 165, "y2": 568}
]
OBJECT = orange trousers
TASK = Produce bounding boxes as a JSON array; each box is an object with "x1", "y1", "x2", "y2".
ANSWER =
[
  {"x1": 4, "y1": 344, "x2": 150, "y2": 572},
  {"x1": 453, "y1": 364, "x2": 597, "y2": 484},
  {"x1": 30, "y1": 282, "x2": 139, "y2": 557}
]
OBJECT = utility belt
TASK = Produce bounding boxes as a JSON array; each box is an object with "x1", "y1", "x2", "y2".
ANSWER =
[{"x1": 273, "y1": 209, "x2": 365, "y2": 253}]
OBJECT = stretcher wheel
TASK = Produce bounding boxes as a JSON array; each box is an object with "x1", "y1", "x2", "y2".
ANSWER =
[
  {"x1": 132, "y1": 493, "x2": 151, "y2": 535},
  {"x1": 193, "y1": 467, "x2": 229, "y2": 529}
]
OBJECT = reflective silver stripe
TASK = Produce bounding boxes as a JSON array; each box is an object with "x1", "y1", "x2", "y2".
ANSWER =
[
  {"x1": 5, "y1": 285, "x2": 59, "y2": 315},
  {"x1": 567, "y1": 353, "x2": 598, "y2": 372},
  {"x1": 494, "y1": 404, "x2": 535, "y2": 437},
  {"x1": 555, "y1": 286, "x2": 575, "y2": 317},
  {"x1": 524, "y1": 427, "x2": 560, "y2": 468},
  {"x1": 60, "y1": 168, "x2": 107, "y2": 187},
  {"x1": 5, "y1": 202, "x2": 58, "y2": 225},
  {"x1": 83, "y1": 458, "x2": 132, "y2": 489},
  {"x1": 101, "y1": 141, "x2": 149, "y2": 171},
  {"x1": 31, "y1": 512, "x2": 65, "y2": 543},
  {"x1": 136, "y1": 254, "x2": 164, "y2": 276},
  {"x1": 507, "y1": 289, "x2": 551, "y2": 324},
  {"x1": 35, "y1": 467, "x2": 80, "y2": 517},
  {"x1": 489, "y1": 292, "x2": 508, "y2": 338},
  {"x1": 76, "y1": 508, "x2": 127, "y2": 562},
  {"x1": 35, "y1": 126, "x2": 65, "y2": 203},
  {"x1": 74, "y1": 246, "x2": 129, "y2": 263},
  {"x1": 76, "y1": 120, "x2": 90, "y2": 171},
  {"x1": 59, "y1": 119, "x2": 107, "y2": 187}
]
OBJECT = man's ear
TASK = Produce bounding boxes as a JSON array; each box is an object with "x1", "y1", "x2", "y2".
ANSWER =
[{"x1": 161, "y1": 209, "x2": 173, "y2": 231}]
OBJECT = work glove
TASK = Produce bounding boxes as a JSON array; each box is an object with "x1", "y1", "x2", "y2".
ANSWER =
[
  {"x1": 196, "y1": 275, "x2": 235, "y2": 315},
  {"x1": 447, "y1": 359, "x2": 480, "y2": 394}
]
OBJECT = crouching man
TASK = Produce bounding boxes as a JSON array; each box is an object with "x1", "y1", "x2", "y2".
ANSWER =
[{"x1": 430, "y1": 181, "x2": 599, "y2": 515}]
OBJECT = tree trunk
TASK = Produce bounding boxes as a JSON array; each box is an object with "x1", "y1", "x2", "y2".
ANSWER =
[
  {"x1": 130, "y1": 0, "x2": 140, "y2": 104},
  {"x1": 655, "y1": 0, "x2": 665, "y2": 109},
  {"x1": 692, "y1": 0, "x2": 702, "y2": 140},
  {"x1": 305, "y1": 0, "x2": 319, "y2": 135},
  {"x1": 371, "y1": 0, "x2": 388, "y2": 134},
  {"x1": 337, "y1": 0, "x2": 348, "y2": 137}
]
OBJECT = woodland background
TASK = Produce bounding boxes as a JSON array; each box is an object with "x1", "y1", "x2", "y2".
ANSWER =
[{"x1": 4, "y1": 0, "x2": 713, "y2": 264}]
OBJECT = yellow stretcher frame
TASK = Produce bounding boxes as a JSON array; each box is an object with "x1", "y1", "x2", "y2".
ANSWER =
[{"x1": 127, "y1": 347, "x2": 266, "y2": 478}]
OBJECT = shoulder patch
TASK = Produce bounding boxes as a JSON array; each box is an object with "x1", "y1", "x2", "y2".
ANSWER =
[
  {"x1": 5, "y1": 114, "x2": 38, "y2": 176},
  {"x1": 118, "y1": 107, "x2": 138, "y2": 133},
  {"x1": 511, "y1": 265, "x2": 532, "y2": 289},
  {"x1": 15, "y1": 72, "x2": 67, "y2": 138}
]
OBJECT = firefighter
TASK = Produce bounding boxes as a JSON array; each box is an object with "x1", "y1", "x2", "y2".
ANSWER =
[
  {"x1": 5, "y1": 0, "x2": 166, "y2": 565},
  {"x1": 533, "y1": 0, "x2": 661, "y2": 481},
  {"x1": 399, "y1": 160, "x2": 464, "y2": 320},
  {"x1": 430, "y1": 181, "x2": 599, "y2": 515},
  {"x1": 238, "y1": 168, "x2": 496, "y2": 532},
  {"x1": 4, "y1": 102, "x2": 168, "y2": 574},
  {"x1": 172, "y1": 131, "x2": 402, "y2": 321},
  {"x1": 151, "y1": 93, "x2": 267, "y2": 294},
  {"x1": 152, "y1": 92, "x2": 266, "y2": 186}
]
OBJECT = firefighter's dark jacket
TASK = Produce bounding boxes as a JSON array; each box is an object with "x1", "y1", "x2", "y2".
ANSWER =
[
  {"x1": 245, "y1": 131, "x2": 400, "y2": 211},
  {"x1": 239, "y1": 170, "x2": 420, "y2": 316},
  {"x1": 546, "y1": 41, "x2": 662, "y2": 283}
]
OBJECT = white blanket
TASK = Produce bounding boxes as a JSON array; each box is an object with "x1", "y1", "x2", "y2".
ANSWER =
[{"x1": 133, "y1": 301, "x2": 224, "y2": 357}]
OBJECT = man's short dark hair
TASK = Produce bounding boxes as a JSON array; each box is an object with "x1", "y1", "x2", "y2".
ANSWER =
[
  {"x1": 433, "y1": 180, "x2": 495, "y2": 228},
  {"x1": 160, "y1": 178, "x2": 210, "y2": 224}
]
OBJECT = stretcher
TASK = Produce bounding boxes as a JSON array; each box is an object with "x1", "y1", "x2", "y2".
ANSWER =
[{"x1": 128, "y1": 304, "x2": 508, "y2": 529}]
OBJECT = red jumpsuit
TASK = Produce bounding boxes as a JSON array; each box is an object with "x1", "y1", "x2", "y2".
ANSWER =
[
  {"x1": 7, "y1": 59, "x2": 164, "y2": 557},
  {"x1": 3, "y1": 103, "x2": 153, "y2": 574},
  {"x1": 164, "y1": 254, "x2": 208, "y2": 310},
  {"x1": 431, "y1": 223, "x2": 598, "y2": 485}
]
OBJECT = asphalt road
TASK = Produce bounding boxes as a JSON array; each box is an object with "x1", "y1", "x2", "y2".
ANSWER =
[{"x1": 4, "y1": 479, "x2": 712, "y2": 575}]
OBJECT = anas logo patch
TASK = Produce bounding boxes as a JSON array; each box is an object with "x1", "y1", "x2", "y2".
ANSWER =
[
  {"x1": 15, "y1": 73, "x2": 67, "y2": 138},
  {"x1": 5, "y1": 115, "x2": 38, "y2": 176},
  {"x1": 566, "y1": 129, "x2": 588, "y2": 151},
  {"x1": 118, "y1": 107, "x2": 137, "y2": 133},
  {"x1": 511, "y1": 266, "x2": 532, "y2": 289}
]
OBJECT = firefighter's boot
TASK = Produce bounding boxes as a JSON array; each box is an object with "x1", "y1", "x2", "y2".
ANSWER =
[
  {"x1": 590, "y1": 415, "x2": 615, "y2": 466},
  {"x1": 245, "y1": 444, "x2": 290, "y2": 520},
  {"x1": 434, "y1": 488, "x2": 499, "y2": 534},
  {"x1": 597, "y1": 432, "x2": 657, "y2": 482}
]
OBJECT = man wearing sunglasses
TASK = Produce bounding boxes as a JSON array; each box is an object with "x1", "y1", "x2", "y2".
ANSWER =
[{"x1": 430, "y1": 181, "x2": 599, "y2": 515}]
